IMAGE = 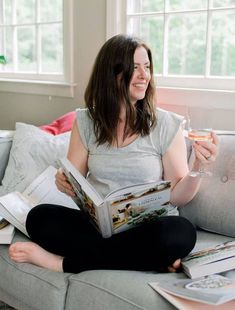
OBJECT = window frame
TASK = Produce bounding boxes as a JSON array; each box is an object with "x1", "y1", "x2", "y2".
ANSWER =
[
  {"x1": 106, "y1": 0, "x2": 235, "y2": 109},
  {"x1": 0, "y1": 0, "x2": 75, "y2": 97}
]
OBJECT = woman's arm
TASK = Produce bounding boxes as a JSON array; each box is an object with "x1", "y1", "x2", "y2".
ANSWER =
[
  {"x1": 162, "y1": 127, "x2": 219, "y2": 206},
  {"x1": 55, "y1": 120, "x2": 88, "y2": 196},
  {"x1": 67, "y1": 121, "x2": 88, "y2": 176}
]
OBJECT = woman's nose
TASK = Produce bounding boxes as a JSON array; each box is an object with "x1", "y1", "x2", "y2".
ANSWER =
[{"x1": 138, "y1": 67, "x2": 148, "y2": 79}]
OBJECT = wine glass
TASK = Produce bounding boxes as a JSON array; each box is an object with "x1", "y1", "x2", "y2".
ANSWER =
[{"x1": 184, "y1": 117, "x2": 213, "y2": 177}]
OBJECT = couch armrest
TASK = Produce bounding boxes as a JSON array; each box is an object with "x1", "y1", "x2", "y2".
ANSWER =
[{"x1": 0, "y1": 133, "x2": 14, "y2": 184}]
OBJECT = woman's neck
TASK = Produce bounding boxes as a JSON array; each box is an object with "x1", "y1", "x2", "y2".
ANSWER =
[{"x1": 119, "y1": 105, "x2": 126, "y2": 123}]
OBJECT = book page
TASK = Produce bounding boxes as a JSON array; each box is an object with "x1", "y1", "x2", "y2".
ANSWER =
[
  {"x1": 149, "y1": 282, "x2": 235, "y2": 310},
  {"x1": 107, "y1": 181, "x2": 171, "y2": 234},
  {"x1": 105, "y1": 180, "x2": 170, "y2": 200},
  {"x1": 23, "y1": 166, "x2": 78, "y2": 209},
  {"x1": 149, "y1": 275, "x2": 235, "y2": 306},
  {"x1": 0, "y1": 166, "x2": 78, "y2": 236},
  {"x1": 0, "y1": 192, "x2": 31, "y2": 235},
  {"x1": 0, "y1": 224, "x2": 15, "y2": 244}
]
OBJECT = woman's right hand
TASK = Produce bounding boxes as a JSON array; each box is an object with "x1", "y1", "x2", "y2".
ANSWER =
[{"x1": 55, "y1": 168, "x2": 75, "y2": 197}]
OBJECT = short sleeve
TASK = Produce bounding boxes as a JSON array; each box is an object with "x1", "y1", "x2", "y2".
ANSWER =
[
  {"x1": 154, "y1": 108, "x2": 184, "y2": 155},
  {"x1": 76, "y1": 108, "x2": 93, "y2": 150}
]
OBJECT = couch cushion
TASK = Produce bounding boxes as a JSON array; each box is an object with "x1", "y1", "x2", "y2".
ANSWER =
[
  {"x1": 64, "y1": 230, "x2": 234, "y2": 310},
  {"x1": 0, "y1": 138, "x2": 12, "y2": 185},
  {"x1": 0, "y1": 231, "x2": 71, "y2": 310},
  {"x1": 1, "y1": 122, "x2": 70, "y2": 195},
  {"x1": 66, "y1": 270, "x2": 181, "y2": 310},
  {"x1": 0, "y1": 231, "x2": 232, "y2": 310},
  {"x1": 179, "y1": 132, "x2": 235, "y2": 237}
]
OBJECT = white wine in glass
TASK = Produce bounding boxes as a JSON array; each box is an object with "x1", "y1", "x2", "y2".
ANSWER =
[
  {"x1": 188, "y1": 129, "x2": 213, "y2": 177},
  {"x1": 188, "y1": 129, "x2": 212, "y2": 142}
]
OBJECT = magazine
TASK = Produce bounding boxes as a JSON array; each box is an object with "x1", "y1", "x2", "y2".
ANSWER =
[
  {"x1": 59, "y1": 157, "x2": 171, "y2": 238},
  {"x1": 149, "y1": 274, "x2": 235, "y2": 309},
  {"x1": 0, "y1": 166, "x2": 78, "y2": 236},
  {"x1": 181, "y1": 240, "x2": 235, "y2": 279}
]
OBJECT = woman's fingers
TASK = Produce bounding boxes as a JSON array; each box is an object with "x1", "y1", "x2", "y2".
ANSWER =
[
  {"x1": 193, "y1": 131, "x2": 219, "y2": 164},
  {"x1": 55, "y1": 168, "x2": 75, "y2": 196}
]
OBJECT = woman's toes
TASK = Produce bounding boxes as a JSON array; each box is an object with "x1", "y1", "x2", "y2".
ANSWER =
[{"x1": 168, "y1": 259, "x2": 182, "y2": 273}]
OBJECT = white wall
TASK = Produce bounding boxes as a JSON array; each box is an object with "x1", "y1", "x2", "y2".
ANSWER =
[
  {"x1": 157, "y1": 87, "x2": 235, "y2": 130},
  {"x1": 0, "y1": 0, "x2": 234, "y2": 130}
]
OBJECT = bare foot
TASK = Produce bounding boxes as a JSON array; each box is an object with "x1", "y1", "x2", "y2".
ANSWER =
[
  {"x1": 168, "y1": 259, "x2": 181, "y2": 273},
  {"x1": 9, "y1": 242, "x2": 63, "y2": 272}
]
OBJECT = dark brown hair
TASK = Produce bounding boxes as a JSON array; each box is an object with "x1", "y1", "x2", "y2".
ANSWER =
[{"x1": 84, "y1": 34, "x2": 157, "y2": 145}]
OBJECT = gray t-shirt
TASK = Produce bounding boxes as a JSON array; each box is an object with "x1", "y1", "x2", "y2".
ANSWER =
[{"x1": 76, "y1": 107, "x2": 183, "y2": 199}]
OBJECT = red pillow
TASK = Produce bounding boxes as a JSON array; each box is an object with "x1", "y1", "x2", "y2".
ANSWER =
[{"x1": 40, "y1": 111, "x2": 76, "y2": 135}]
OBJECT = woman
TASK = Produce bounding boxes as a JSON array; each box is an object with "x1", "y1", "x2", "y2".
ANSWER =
[{"x1": 9, "y1": 34, "x2": 219, "y2": 273}]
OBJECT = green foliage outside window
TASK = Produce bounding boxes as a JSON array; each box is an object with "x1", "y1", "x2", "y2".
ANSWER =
[
  {"x1": 0, "y1": 56, "x2": 7, "y2": 65},
  {"x1": 127, "y1": 0, "x2": 235, "y2": 77}
]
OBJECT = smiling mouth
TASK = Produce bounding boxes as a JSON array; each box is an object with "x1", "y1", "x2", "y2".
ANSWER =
[{"x1": 133, "y1": 83, "x2": 147, "y2": 89}]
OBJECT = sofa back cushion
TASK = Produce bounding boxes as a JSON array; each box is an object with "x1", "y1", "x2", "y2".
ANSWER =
[
  {"x1": 0, "y1": 138, "x2": 12, "y2": 184},
  {"x1": 179, "y1": 132, "x2": 235, "y2": 237},
  {"x1": 0, "y1": 123, "x2": 70, "y2": 195}
]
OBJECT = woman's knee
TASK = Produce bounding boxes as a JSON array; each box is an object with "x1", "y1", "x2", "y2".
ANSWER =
[
  {"x1": 26, "y1": 204, "x2": 57, "y2": 237},
  {"x1": 154, "y1": 216, "x2": 197, "y2": 254}
]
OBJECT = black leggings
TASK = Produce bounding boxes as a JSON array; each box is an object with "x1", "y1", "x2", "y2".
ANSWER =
[{"x1": 26, "y1": 204, "x2": 196, "y2": 273}]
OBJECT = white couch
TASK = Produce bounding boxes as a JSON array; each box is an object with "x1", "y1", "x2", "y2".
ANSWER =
[{"x1": 0, "y1": 124, "x2": 234, "y2": 310}]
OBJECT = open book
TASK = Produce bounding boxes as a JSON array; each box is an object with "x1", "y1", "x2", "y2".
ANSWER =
[
  {"x1": 181, "y1": 240, "x2": 235, "y2": 279},
  {"x1": 59, "y1": 158, "x2": 171, "y2": 238},
  {"x1": 0, "y1": 166, "x2": 78, "y2": 236},
  {"x1": 0, "y1": 216, "x2": 15, "y2": 244},
  {"x1": 0, "y1": 216, "x2": 9, "y2": 229},
  {"x1": 0, "y1": 223, "x2": 15, "y2": 244},
  {"x1": 149, "y1": 274, "x2": 235, "y2": 309}
]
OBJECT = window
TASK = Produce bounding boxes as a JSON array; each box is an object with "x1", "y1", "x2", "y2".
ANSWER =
[
  {"x1": 107, "y1": 0, "x2": 235, "y2": 108},
  {"x1": 0, "y1": 0, "x2": 74, "y2": 97}
]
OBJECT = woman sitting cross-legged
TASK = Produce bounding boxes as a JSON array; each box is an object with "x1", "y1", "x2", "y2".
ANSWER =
[{"x1": 9, "y1": 34, "x2": 219, "y2": 273}]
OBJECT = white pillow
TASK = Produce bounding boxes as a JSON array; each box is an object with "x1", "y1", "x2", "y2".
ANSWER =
[{"x1": 1, "y1": 122, "x2": 70, "y2": 194}]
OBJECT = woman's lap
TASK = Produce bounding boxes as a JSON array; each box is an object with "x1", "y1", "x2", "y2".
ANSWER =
[{"x1": 26, "y1": 204, "x2": 196, "y2": 273}]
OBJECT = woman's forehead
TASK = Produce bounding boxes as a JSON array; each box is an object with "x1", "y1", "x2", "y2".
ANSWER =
[{"x1": 134, "y1": 46, "x2": 150, "y2": 62}]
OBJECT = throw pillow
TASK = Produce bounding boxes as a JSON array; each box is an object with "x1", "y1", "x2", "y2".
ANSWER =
[
  {"x1": 1, "y1": 122, "x2": 70, "y2": 194},
  {"x1": 39, "y1": 111, "x2": 76, "y2": 135}
]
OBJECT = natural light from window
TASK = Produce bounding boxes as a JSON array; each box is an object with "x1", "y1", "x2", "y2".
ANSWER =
[
  {"x1": 126, "y1": 0, "x2": 235, "y2": 90},
  {"x1": 0, "y1": 0, "x2": 74, "y2": 97},
  {"x1": 0, "y1": 0, "x2": 63, "y2": 80},
  {"x1": 106, "y1": 0, "x2": 235, "y2": 108}
]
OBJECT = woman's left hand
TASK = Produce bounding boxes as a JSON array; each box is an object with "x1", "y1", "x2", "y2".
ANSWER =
[{"x1": 192, "y1": 131, "x2": 219, "y2": 165}]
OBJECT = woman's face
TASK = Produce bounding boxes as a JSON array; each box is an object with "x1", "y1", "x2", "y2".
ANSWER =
[{"x1": 129, "y1": 46, "x2": 151, "y2": 104}]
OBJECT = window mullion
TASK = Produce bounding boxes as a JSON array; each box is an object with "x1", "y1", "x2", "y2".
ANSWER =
[
  {"x1": 12, "y1": 0, "x2": 18, "y2": 72},
  {"x1": 205, "y1": 0, "x2": 212, "y2": 77},
  {"x1": 163, "y1": 1, "x2": 169, "y2": 77},
  {"x1": 36, "y1": 0, "x2": 41, "y2": 74},
  {"x1": 106, "y1": 0, "x2": 126, "y2": 39},
  {"x1": 0, "y1": 0, "x2": 4, "y2": 56},
  {"x1": 0, "y1": 0, "x2": 3, "y2": 24}
]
